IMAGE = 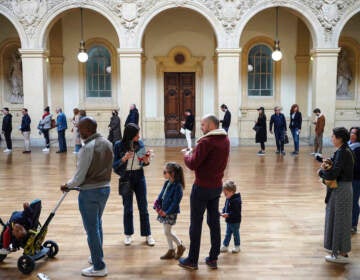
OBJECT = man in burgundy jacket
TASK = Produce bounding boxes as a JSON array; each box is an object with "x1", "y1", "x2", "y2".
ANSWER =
[{"x1": 179, "y1": 114, "x2": 230, "y2": 270}]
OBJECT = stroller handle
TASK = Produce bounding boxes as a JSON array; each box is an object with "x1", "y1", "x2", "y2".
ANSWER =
[{"x1": 52, "y1": 187, "x2": 80, "y2": 214}]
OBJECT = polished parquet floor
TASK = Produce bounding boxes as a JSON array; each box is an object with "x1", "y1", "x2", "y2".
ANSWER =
[{"x1": 0, "y1": 145, "x2": 359, "y2": 280}]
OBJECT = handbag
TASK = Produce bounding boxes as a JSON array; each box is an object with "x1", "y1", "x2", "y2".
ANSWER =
[
  {"x1": 118, "y1": 152, "x2": 135, "y2": 196},
  {"x1": 284, "y1": 133, "x2": 289, "y2": 144},
  {"x1": 252, "y1": 125, "x2": 260, "y2": 132}
]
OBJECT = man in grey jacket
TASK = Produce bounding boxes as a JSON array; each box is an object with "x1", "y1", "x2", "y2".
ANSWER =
[{"x1": 61, "y1": 117, "x2": 113, "y2": 277}]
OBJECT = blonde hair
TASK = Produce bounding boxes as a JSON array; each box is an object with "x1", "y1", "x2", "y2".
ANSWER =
[{"x1": 223, "y1": 180, "x2": 237, "y2": 193}]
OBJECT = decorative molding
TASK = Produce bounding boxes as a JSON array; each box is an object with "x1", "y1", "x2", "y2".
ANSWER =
[{"x1": 201, "y1": 0, "x2": 255, "y2": 33}]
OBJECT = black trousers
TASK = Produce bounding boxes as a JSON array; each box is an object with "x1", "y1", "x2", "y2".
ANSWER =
[
  {"x1": 187, "y1": 185, "x2": 222, "y2": 264},
  {"x1": 4, "y1": 131, "x2": 12, "y2": 149},
  {"x1": 43, "y1": 129, "x2": 50, "y2": 148}
]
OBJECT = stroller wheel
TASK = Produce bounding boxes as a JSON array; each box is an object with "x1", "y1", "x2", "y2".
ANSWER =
[
  {"x1": 44, "y1": 240, "x2": 59, "y2": 258},
  {"x1": 0, "y1": 254, "x2": 7, "y2": 262},
  {"x1": 17, "y1": 255, "x2": 35, "y2": 274}
]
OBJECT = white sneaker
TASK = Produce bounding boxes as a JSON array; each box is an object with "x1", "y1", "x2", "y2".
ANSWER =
[
  {"x1": 81, "y1": 265, "x2": 107, "y2": 277},
  {"x1": 146, "y1": 235, "x2": 155, "y2": 246},
  {"x1": 220, "y1": 246, "x2": 228, "y2": 253},
  {"x1": 124, "y1": 235, "x2": 132, "y2": 246},
  {"x1": 3, "y1": 149, "x2": 11, "y2": 153},
  {"x1": 181, "y1": 148, "x2": 187, "y2": 152},
  {"x1": 42, "y1": 148, "x2": 49, "y2": 152},
  {"x1": 0, "y1": 248, "x2": 9, "y2": 254},
  {"x1": 310, "y1": 152, "x2": 316, "y2": 155},
  {"x1": 232, "y1": 246, "x2": 240, "y2": 253},
  {"x1": 325, "y1": 254, "x2": 350, "y2": 264}
]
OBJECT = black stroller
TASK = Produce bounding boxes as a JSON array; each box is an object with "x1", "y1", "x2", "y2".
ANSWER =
[{"x1": 0, "y1": 191, "x2": 70, "y2": 274}]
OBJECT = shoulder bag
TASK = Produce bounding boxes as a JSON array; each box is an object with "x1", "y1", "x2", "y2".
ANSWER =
[{"x1": 118, "y1": 152, "x2": 135, "y2": 196}]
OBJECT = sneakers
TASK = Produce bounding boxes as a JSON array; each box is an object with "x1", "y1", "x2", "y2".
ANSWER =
[
  {"x1": 178, "y1": 257, "x2": 198, "y2": 270},
  {"x1": 281, "y1": 151, "x2": 286, "y2": 156},
  {"x1": 175, "y1": 243, "x2": 186, "y2": 259},
  {"x1": 325, "y1": 254, "x2": 350, "y2": 264},
  {"x1": 291, "y1": 151, "x2": 299, "y2": 155},
  {"x1": 160, "y1": 249, "x2": 175, "y2": 260},
  {"x1": 3, "y1": 149, "x2": 11, "y2": 153},
  {"x1": 42, "y1": 148, "x2": 50, "y2": 152},
  {"x1": 88, "y1": 256, "x2": 93, "y2": 264},
  {"x1": 257, "y1": 150, "x2": 265, "y2": 156},
  {"x1": 146, "y1": 235, "x2": 155, "y2": 246},
  {"x1": 275, "y1": 150, "x2": 280, "y2": 154},
  {"x1": 81, "y1": 265, "x2": 107, "y2": 277},
  {"x1": 220, "y1": 246, "x2": 229, "y2": 253},
  {"x1": 310, "y1": 152, "x2": 316, "y2": 155},
  {"x1": 351, "y1": 226, "x2": 357, "y2": 234},
  {"x1": 0, "y1": 248, "x2": 9, "y2": 254},
  {"x1": 124, "y1": 235, "x2": 132, "y2": 246},
  {"x1": 205, "y1": 257, "x2": 217, "y2": 269},
  {"x1": 232, "y1": 246, "x2": 240, "y2": 253}
]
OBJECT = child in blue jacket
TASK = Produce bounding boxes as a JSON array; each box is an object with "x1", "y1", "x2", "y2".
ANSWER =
[
  {"x1": 220, "y1": 180, "x2": 242, "y2": 253},
  {"x1": 154, "y1": 162, "x2": 186, "y2": 260}
]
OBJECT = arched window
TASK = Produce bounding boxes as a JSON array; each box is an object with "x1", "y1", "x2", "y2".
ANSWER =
[
  {"x1": 247, "y1": 44, "x2": 273, "y2": 96},
  {"x1": 86, "y1": 45, "x2": 111, "y2": 97}
]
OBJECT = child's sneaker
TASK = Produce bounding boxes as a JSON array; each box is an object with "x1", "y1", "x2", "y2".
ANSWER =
[
  {"x1": 232, "y1": 246, "x2": 240, "y2": 253},
  {"x1": 160, "y1": 249, "x2": 175, "y2": 260},
  {"x1": 175, "y1": 243, "x2": 186, "y2": 259},
  {"x1": 220, "y1": 246, "x2": 228, "y2": 253}
]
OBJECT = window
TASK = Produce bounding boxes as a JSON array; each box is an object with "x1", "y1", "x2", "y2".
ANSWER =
[
  {"x1": 247, "y1": 44, "x2": 273, "y2": 96},
  {"x1": 86, "y1": 45, "x2": 111, "y2": 97}
]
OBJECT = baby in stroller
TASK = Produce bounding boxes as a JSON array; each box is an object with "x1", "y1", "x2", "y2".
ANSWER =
[{"x1": 0, "y1": 199, "x2": 41, "y2": 254}]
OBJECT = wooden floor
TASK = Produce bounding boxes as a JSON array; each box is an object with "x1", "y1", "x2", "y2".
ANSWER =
[{"x1": 0, "y1": 145, "x2": 359, "y2": 280}]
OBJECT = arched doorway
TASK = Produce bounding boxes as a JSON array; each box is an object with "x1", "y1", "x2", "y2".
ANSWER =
[{"x1": 141, "y1": 8, "x2": 216, "y2": 139}]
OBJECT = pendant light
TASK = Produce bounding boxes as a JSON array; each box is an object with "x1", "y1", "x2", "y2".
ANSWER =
[
  {"x1": 77, "y1": 8, "x2": 88, "y2": 63},
  {"x1": 271, "y1": 7, "x2": 282, "y2": 62}
]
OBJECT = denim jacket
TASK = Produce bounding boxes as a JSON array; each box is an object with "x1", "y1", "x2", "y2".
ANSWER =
[
  {"x1": 156, "y1": 180, "x2": 183, "y2": 215},
  {"x1": 113, "y1": 139, "x2": 148, "y2": 177}
]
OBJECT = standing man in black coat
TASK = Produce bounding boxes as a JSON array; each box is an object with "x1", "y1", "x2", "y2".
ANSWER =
[
  {"x1": 20, "y1": 108, "x2": 31, "y2": 153},
  {"x1": 220, "y1": 104, "x2": 231, "y2": 133},
  {"x1": 2, "y1": 107, "x2": 12, "y2": 153},
  {"x1": 125, "y1": 104, "x2": 139, "y2": 126},
  {"x1": 270, "y1": 106, "x2": 287, "y2": 156}
]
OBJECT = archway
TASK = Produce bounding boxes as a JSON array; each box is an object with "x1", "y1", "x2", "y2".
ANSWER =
[
  {"x1": 141, "y1": 7, "x2": 216, "y2": 139},
  {"x1": 239, "y1": 7, "x2": 314, "y2": 139},
  {"x1": 43, "y1": 8, "x2": 120, "y2": 138},
  {"x1": 334, "y1": 12, "x2": 360, "y2": 128}
]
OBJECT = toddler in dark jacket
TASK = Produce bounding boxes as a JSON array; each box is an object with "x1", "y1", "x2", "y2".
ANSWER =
[{"x1": 220, "y1": 180, "x2": 242, "y2": 253}]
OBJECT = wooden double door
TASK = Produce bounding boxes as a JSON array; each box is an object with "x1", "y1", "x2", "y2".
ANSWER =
[{"x1": 164, "y1": 72, "x2": 195, "y2": 138}]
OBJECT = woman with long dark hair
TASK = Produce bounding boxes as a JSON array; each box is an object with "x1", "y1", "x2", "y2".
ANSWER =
[
  {"x1": 255, "y1": 106, "x2": 267, "y2": 155},
  {"x1": 289, "y1": 104, "x2": 302, "y2": 155},
  {"x1": 113, "y1": 123, "x2": 154, "y2": 246},
  {"x1": 318, "y1": 127, "x2": 354, "y2": 263}
]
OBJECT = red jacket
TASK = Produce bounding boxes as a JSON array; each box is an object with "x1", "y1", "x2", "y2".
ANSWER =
[{"x1": 184, "y1": 129, "x2": 230, "y2": 188}]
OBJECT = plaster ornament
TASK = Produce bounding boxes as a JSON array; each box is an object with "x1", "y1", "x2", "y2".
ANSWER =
[{"x1": 11, "y1": 0, "x2": 47, "y2": 37}]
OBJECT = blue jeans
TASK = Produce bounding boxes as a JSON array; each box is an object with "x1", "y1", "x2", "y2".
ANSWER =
[
  {"x1": 187, "y1": 184, "x2": 222, "y2": 264},
  {"x1": 223, "y1": 223, "x2": 240, "y2": 247},
  {"x1": 75, "y1": 144, "x2": 82, "y2": 152},
  {"x1": 58, "y1": 129, "x2": 67, "y2": 152},
  {"x1": 352, "y1": 180, "x2": 360, "y2": 228},
  {"x1": 121, "y1": 171, "x2": 151, "y2": 236},
  {"x1": 291, "y1": 128, "x2": 300, "y2": 152},
  {"x1": 78, "y1": 187, "x2": 110, "y2": 270}
]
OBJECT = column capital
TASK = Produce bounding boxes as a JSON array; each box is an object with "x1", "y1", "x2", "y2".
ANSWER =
[
  {"x1": 19, "y1": 48, "x2": 48, "y2": 58},
  {"x1": 49, "y1": 56, "x2": 64, "y2": 64},
  {"x1": 117, "y1": 48, "x2": 143, "y2": 58},
  {"x1": 310, "y1": 48, "x2": 341, "y2": 58},
  {"x1": 216, "y1": 48, "x2": 242, "y2": 57}
]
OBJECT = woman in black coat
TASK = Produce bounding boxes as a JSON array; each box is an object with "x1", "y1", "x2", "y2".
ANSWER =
[
  {"x1": 108, "y1": 110, "x2": 122, "y2": 144},
  {"x1": 255, "y1": 107, "x2": 267, "y2": 155}
]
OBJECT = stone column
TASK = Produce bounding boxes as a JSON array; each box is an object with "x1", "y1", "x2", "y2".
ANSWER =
[
  {"x1": 20, "y1": 49, "x2": 48, "y2": 144},
  {"x1": 311, "y1": 48, "x2": 340, "y2": 142},
  {"x1": 49, "y1": 56, "x2": 64, "y2": 110},
  {"x1": 118, "y1": 48, "x2": 143, "y2": 131},
  {"x1": 216, "y1": 48, "x2": 241, "y2": 145}
]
